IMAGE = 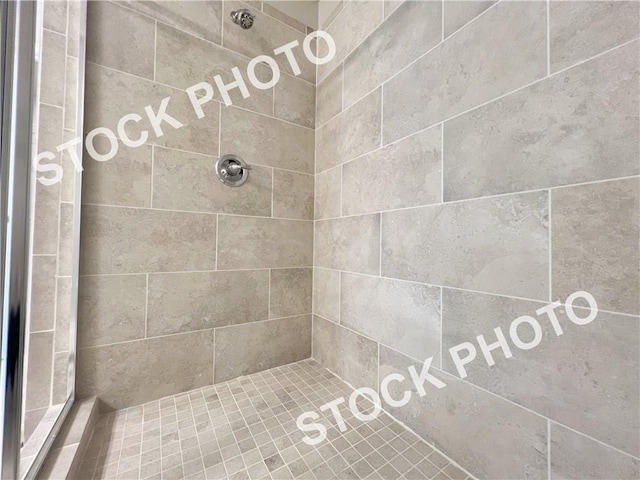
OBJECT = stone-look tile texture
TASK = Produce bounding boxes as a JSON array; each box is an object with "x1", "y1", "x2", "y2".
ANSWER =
[
  {"x1": 269, "y1": 269, "x2": 312, "y2": 319},
  {"x1": 313, "y1": 268, "x2": 340, "y2": 323},
  {"x1": 443, "y1": 1, "x2": 496, "y2": 38}
]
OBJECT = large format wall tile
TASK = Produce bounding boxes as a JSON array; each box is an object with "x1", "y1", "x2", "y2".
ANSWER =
[
  {"x1": 312, "y1": 316, "x2": 378, "y2": 390},
  {"x1": 383, "y1": 1, "x2": 546, "y2": 144},
  {"x1": 214, "y1": 316, "x2": 311, "y2": 382},
  {"x1": 273, "y1": 170, "x2": 314, "y2": 220},
  {"x1": 41, "y1": 30, "x2": 66, "y2": 107},
  {"x1": 316, "y1": 89, "x2": 381, "y2": 173},
  {"x1": 549, "y1": 1, "x2": 640, "y2": 72},
  {"x1": 379, "y1": 346, "x2": 548, "y2": 479},
  {"x1": 342, "y1": 126, "x2": 441, "y2": 215},
  {"x1": 552, "y1": 178, "x2": 640, "y2": 315},
  {"x1": 152, "y1": 146, "x2": 272, "y2": 216},
  {"x1": 147, "y1": 270, "x2": 269, "y2": 336},
  {"x1": 444, "y1": 42, "x2": 640, "y2": 200},
  {"x1": 314, "y1": 167, "x2": 341, "y2": 220},
  {"x1": 314, "y1": 214, "x2": 380, "y2": 275},
  {"x1": 549, "y1": 423, "x2": 640, "y2": 480},
  {"x1": 313, "y1": 268, "x2": 340, "y2": 323},
  {"x1": 78, "y1": 331, "x2": 214, "y2": 410},
  {"x1": 343, "y1": 0, "x2": 441, "y2": 108},
  {"x1": 274, "y1": 74, "x2": 315, "y2": 128},
  {"x1": 220, "y1": 107, "x2": 314, "y2": 174},
  {"x1": 270, "y1": 268, "x2": 312, "y2": 318},
  {"x1": 442, "y1": 289, "x2": 640, "y2": 456},
  {"x1": 443, "y1": 1, "x2": 496, "y2": 38},
  {"x1": 316, "y1": 66, "x2": 342, "y2": 127},
  {"x1": 30, "y1": 256, "x2": 57, "y2": 332},
  {"x1": 341, "y1": 273, "x2": 441, "y2": 361},
  {"x1": 382, "y1": 191, "x2": 549, "y2": 299},
  {"x1": 80, "y1": 205, "x2": 217, "y2": 274},
  {"x1": 78, "y1": 274, "x2": 147, "y2": 348},
  {"x1": 217, "y1": 216, "x2": 313, "y2": 269},
  {"x1": 25, "y1": 332, "x2": 54, "y2": 410}
]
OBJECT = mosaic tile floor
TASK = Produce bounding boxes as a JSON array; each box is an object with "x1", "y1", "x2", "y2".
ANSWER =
[{"x1": 79, "y1": 360, "x2": 471, "y2": 480}]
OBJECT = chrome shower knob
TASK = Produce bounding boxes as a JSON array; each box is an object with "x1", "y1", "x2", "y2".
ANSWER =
[{"x1": 216, "y1": 154, "x2": 252, "y2": 187}]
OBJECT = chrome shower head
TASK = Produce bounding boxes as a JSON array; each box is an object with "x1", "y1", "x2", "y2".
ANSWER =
[{"x1": 230, "y1": 9, "x2": 255, "y2": 29}]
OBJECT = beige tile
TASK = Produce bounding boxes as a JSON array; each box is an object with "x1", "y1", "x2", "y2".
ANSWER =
[
  {"x1": 550, "y1": 423, "x2": 640, "y2": 479},
  {"x1": 41, "y1": 29, "x2": 66, "y2": 107},
  {"x1": 312, "y1": 315, "x2": 378, "y2": 390},
  {"x1": 220, "y1": 106, "x2": 314, "y2": 174},
  {"x1": 86, "y1": 1, "x2": 155, "y2": 79},
  {"x1": 56, "y1": 203, "x2": 75, "y2": 277},
  {"x1": 341, "y1": 273, "x2": 440, "y2": 361},
  {"x1": 343, "y1": 0, "x2": 441, "y2": 108},
  {"x1": 147, "y1": 270, "x2": 269, "y2": 336},
  {"x1": 270, "y1": 268, "x2": 312, "y2": 318},
  {"x1": 443, "y1": 1, "x2": 496, "y2": 38},
  {"x1": 550, "y1": 0, "x2": 640, "y2": 72},
  {"x1": 379, "y1": 346, "x2": 548, "y2": 479},
  {"x1": 214, "y1": 316, "x2": 311, "y2": 382},
  {"x1": 54, "y1": 277, "x2": 71, "y2": 352},
  {"x1": 343, "y1": 126, "x2": 441, "y2": 215},
  {"x1": 314, "y1": 214, "x2": 380, "y2": 275},
  {"x1": 552, "y1": 178, "x2": 639, "y2": 316},
  {"x1": 43, "y1": 0, "x2": 68, "y2": 34},
  {"x1": 318, "y1": 0, "x2": 343, "y2": 29},
  {"x1": 66, "y1": 0, "x2": 80, "y2": 58},
  {"x1": 316, "y1": 66, "x2": 342, "y2": 127},
  {"x1": 25, "y1": 332, "x2": 54, "y2": 410},
  {"x1": 383, "y1": 0, "x2": 402, "y2": 18},
  {"x1": 152, "y1": 147, "x2": 272, "y2": 216},
  {"x1": 79, "y1": 205, "x2": 217, "y2": 274},
  {"x1": 273, "y1": 170, "x2": 313, "y2": 220},
  {"x1": 444, "y1": 41, "x2": 640, "y2": 201},
  {"x1": 274, "y1": 74, "x2": 315, "y2": 128},
  {"x1": 77, "y1": 331, "x2": 214, "y2": 410},
  {"x1": 383, "y1": 1, "x2": 546, "y2": 144},
  {"x1": 52, "y1": 352, "x2": 70, "y2": 404},
  {"x1": 316, "y1": 89, "x2": 381, "y2": 173},
  {"x1": 313, "y1": 268, "x2": 339, "y2": 323},
  {"x1": 30, "y1": 255, "x2": 57, "y2": 332},
  {"x1": 263, "y1": 2, "x2": 306, "y2": 33},
  {"x1": 60, "y1": 130, "x2": 78, "y2": 204},
  {"x1": 314, "y1": 166, "x2": 341, "y2": 220},
  {"x1": 217, "y1": 216, "x2": 313, "y2": 269},
  {"x1": 78, "y1": 275, "x2": 147, "y2": 348},
  {"x1": 382, "y1": 191, "x2": 549, "y2": 299},
  {"x1": 63, "y1": 56, "x2": 79, "y2": 132},
  {"x1": 442, "y1": 289, "x2": 639, "y2": 456}
]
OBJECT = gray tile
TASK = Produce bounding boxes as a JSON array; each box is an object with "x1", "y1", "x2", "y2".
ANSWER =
[
  {"x1": 25, "y1": 332, "x2": 54, "y2": 410},
  {"x1": 274, "y1": 74, "x2": 315, "y2": 128},
  {"x1": 217, "y1": 216, "x2": 313, "y2": 269},
  {"x1": 342, "y1": 126, "x2": 441, "y2": 215},
  {"x1": 152, "y1": 147, "x2": 272, "y2": 216},
  {"x1": 316, "y1": 89, "x2": 381, "y2": 173},
  {"x1": 318, "y1": 0, "x2": 343, "y2": 29},
  {"x1": 30, "y1": 255, "x2": 57, "y2": 332},
  {"x1": 379, "y1": 346, "x2": 547, "y2": 479},
  {"x1": 54, "y1": 277, "x2": 72, "y2": 352},
  {"x1": 444, "y1": 41, "x2": 640, "y2": 201},
  {"x1": 312, "y1": 315, "x2": 378, "y2": 391},
  {"x1": 343, "y1": 0, "x2": 441, "y2": 108},
  {"x1": 442, "y1": 288, "x2": 639, "y2": 457},
  {"x1": 314, "y1": 214, "x2": 380, "y2": 275},
  {"x1": 270, "y1": 268, "x2": 312, "y2": 318},
  {"x1": 63, "y1": 56, "x2": 79, "y2": 132},
  {"x1": 273, "y1": 170, "x2": 314, "y2": 220},
  {"x1": 552, "y1": 178, "x2": 639, "y2": 316},
  {"x1": 443, "y1": 1, "x2": 496, "y2": 38},
  {"x1": 383, "y1": 0, "x2": 546, "y2": 144},
  {"x1": 56, "y1": 203, "x2": 75, "y2": 277},
  {"x1": 41, "y1": 29, "x2": 66, "y2": 107},
  {"x1": 550, "y1": 0, "x2": 640, "y2": 72},
  {"x1": 263, "y1": 2, "x2": 306, "y2": 33},
  {"x1": 77, "y1": 275, "x2": 147, "y2": 348},
  {"x1": 316, "y1": 66, "x2": 342, "y2": 127},
  {"x1": 43, "y1": 0, "x2": 68, "y2": 34},
  {"x1": 341, "y1": 273, "x2": 440, "y2": 361},
  {"x1": 79, "y1": 205, "x2": 217, "y2": 274},
  {"x1": 214, "y1": 316, "x2": 311, "y2": 382},
  {"x1": 314, "y1": 167, "x2": 341, "y2": 220},
  {"x1": 147, "y1": 270, "x2": 269, "y2": 336},
  {"x1": 220, "y1": 106, "x2": 314, "y2": 174},
  {"x1": 52, "y1": 352, "x2": 70, "y2": 404},
  {"x1": 313, "y1": 268, "x2": 340, "y2": 323},
  {"x1": 382, "y1": 191, "x2": 549, "y2": 299}
]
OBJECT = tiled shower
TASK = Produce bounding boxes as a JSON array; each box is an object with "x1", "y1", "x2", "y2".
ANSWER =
[{"x1": 2, "y1": 0, "x2": 638, "y2": 479}]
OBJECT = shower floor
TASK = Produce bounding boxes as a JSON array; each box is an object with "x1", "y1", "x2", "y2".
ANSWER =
[{"x1": 78, "y1": 360, "x2": 470, "y2": 480}]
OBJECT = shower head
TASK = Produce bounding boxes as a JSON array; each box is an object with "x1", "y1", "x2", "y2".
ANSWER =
[{"x1": 230, "y1": 9, "x2": 255, "y2": 29}]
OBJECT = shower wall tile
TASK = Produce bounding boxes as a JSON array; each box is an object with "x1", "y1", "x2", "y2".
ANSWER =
[
  {"x1": 314, "y1": 214, "x2": 380, "y2": 275},
  {"x1": 147, "y1": 270, "x2": 270, "y2": 336},
  {"x1": 444, "y1": 41, "x2": 640, "y2": 201},
  {"x1": 86, "y1": 1, "x2": 155, "y2": 79},
  {"x1": 312, "y1": 315, "x2": 378, "y2": 391},
  {"x1": 214, "y1": 316, "x2": 312, "y2": 382},
  {"x1": 549, "y1": 423, "x2": 640, "y2": 480},
  {"x1": 30, "y1": 256, "x2": 57, "y2": 332},
  {"x1": 217, "y1": 216, "x2": 313, "y2": 269},
  {"x1": 441, "y1": 289, "x2": 640, "y2": 457},
  {"x1": 263, "y1": 2, "x2": 306, "y2": 33},
  {"x1": 78, "y1": 331, "x2": 214, "y2": 410},
  {"x1": 274, "y1": 74, "x2": 315, "y2": 128},
  {"x1": 63, "y1": 57, "x2": 78, "y2": 131},
  {"x1": 342, "y1": 126, "x2": 441, "y2": 216},
  {"x1": 383, "y1": 0, "x2": 546, "y2": 144},
  {"x1": 316, "y1": 66, "x2": 342, "y2": 127},
  {"x1": 552, "y1": 178, "x2": 640, "y2": 316},
  {"x1": 54, "y1": 278, "x2": 71, "y2": 353},
  {"x1": 52, "y1": 353, "x2": 69, "y2": 405},
  {"x1": 382, "y1": 191, "x2": 549, "y2": 299},
  {"x1": 378, "y1": 346, "x2": 548, "y2": 480},
  {"x1": 312, "y1": 268, "x2": 340, "y2": 323},
  {"x1": 220, "y1": 107, "x2": 314, "y2": 174},
  {"x1": 25, "y1": 332, "x2": 55, "y2": 410},
  {"x1": 152, "y1": 147, "x2": 272, "y2": 216},
  {"x1": 272, "y1": 170, "x2": 314, "y2": 220},
  {"x1": 443, "y1": 1, "x2": 496, "y2": 38},
  {"x1": 41, "y1": 30, "x2": 66, "y2": 107},
  {"x1": 315, "y1": 89, "x2": 381, "y2": 173},
  {"x1": 56, "y1": 203, "x2": 75, "y2": 277},
  {"x1": 549, "y1": 0, "x2": 640, "y2": 73},
  {"x1": 80, "y1": 205, "x2": 217, "y2": 274},
  {"x1": 314, "y1": 166, "x2": 341, "y2": 220},
  {"x1": 78, "y1": 275, "x2": 147, "y2": 348},
  {"x1": 269, "y1": 268, "x2": 312, "y2": 318},
  {"x1": 43, "y1": 1, "x2": 68, "y2": 34},
  {"x1": 341, "y1": 273, "x2": 441, "y2": 361},
  {"x1": 342, "y1": 0, "x2": 441, "y2": 108}
]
